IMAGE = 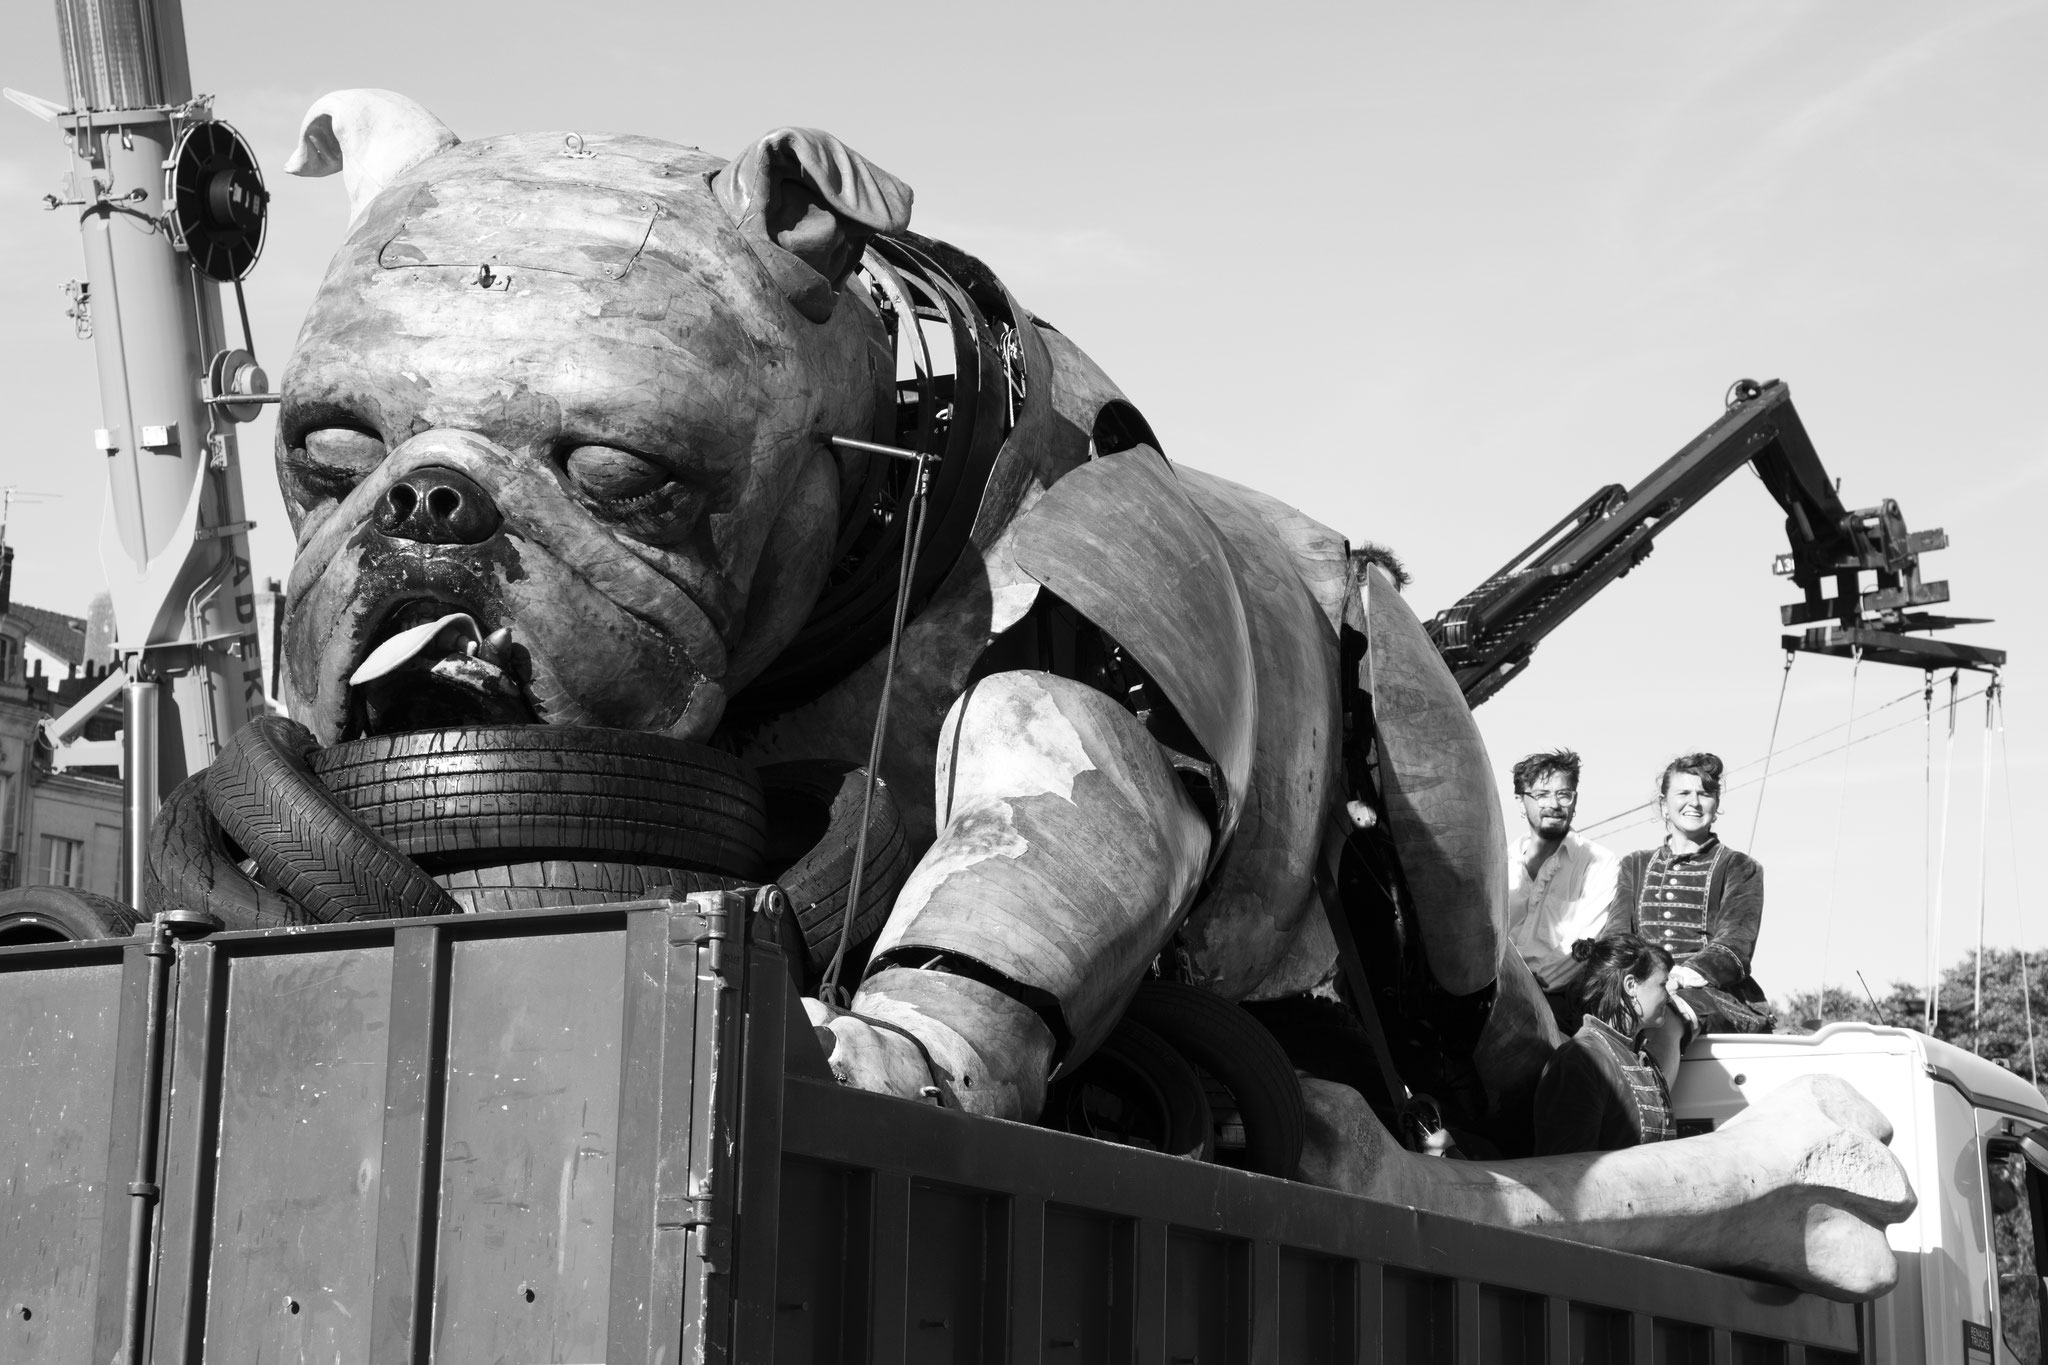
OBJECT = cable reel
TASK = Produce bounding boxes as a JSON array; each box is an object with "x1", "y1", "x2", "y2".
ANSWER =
[{"x1": 164, "y1": 119, "x2": 268, "y2": 282}]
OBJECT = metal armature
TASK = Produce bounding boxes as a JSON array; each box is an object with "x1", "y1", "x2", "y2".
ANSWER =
[{"x1": 19, "y1": 0, "x2": 276, "y2": 897}]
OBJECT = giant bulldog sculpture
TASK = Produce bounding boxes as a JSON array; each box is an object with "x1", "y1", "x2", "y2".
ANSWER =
[{"x1": 274, "y1": 89, "x2": 1913, "y2": 1299}]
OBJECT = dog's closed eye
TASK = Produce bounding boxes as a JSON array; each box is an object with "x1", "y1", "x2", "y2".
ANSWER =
[
  {"x1": 288, "y1": 427, "x2": 389, "y2": 502},
  {"x1": 564, "y1": 444, "x2": 670, "y2": 507}
]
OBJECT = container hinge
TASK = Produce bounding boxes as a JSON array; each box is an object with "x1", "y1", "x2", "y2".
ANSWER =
[
  {"x1": 655, "y1": 1193, "x2": 731, "y2": 1270},
  {"x1": 655, "y1": 1193, "x2": 713, "y2": 1229},
  {"x1": 670, "y1": 891, "x2": 742, "y2": 989}
]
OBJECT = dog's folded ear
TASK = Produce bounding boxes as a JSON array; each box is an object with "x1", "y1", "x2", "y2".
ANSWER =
[
  {"x1": 713, "y1": 128, "x2": 913, "y2": 323},
  {"x1": 286, "y1": 89, "x2": 461, "y2": 227}
]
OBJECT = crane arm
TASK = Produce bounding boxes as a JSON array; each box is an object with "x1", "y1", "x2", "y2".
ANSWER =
[{"x1": 1425, "y1": 380, "x2": 2004, "y2": 707}]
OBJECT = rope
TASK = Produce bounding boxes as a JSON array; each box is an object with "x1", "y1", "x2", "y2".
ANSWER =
[
  {"x1": 1928, "y1": 671, "x2": 1960, "y2": 1032},
  {"x1": 1993, "y1": 680, "x2": 2036, "y2": 1087},
  {"x1": 1747, "y1": 650, "x2": 1796, "y2": 852},
  {"x1": 1576, "y1": 680, "x2": 1927, "y2": 839},
  {"x1": 1973, "y1": 679, "x2": 1996, "y2": 1049},
  {"x1": 1576, "y1": 682, "x2": 1990, "y2": 841},
  {"x1": 1817, "y1": 647, "x2": 1862, "y2": 1025},
  {"x1": 818, "y1": 452, "x2": 937, "y2": 1006},
  {"x1": 1924, "y1": 671, "x2": 1934, "y2": 1008}
]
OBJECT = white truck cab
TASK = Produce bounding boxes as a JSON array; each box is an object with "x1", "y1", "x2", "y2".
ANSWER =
[{"x1": 1673, "y1": 1023, "x2": 2048, "y2": 1364}]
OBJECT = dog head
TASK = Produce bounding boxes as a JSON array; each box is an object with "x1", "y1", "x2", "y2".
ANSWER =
[{"x1": 277, "y1": 90, "x2": 911, "y2": 742}]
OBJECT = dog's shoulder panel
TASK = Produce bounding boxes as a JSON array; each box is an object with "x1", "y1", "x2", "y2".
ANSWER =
[{"x1": 1010, "y1": 446, "x2": 1257, "y2": 860}]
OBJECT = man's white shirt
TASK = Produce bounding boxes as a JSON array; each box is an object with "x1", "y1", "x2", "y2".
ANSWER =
[{"x1": 1506, "y1": 830, "x2": 1622, "y2": 990}]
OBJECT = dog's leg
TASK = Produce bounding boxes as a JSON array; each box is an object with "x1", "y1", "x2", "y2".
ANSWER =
[
  {"x1": 1298, "y1": 1073, "x2": 1916, "y2": 1301},
  {"x1": 806, "y1": 669, "x2": 1211, "y2": 1119}
]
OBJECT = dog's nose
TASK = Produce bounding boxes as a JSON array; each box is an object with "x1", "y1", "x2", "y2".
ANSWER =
[{"x1": 374, "y1": 466, "x2": 502, "y2": 545}]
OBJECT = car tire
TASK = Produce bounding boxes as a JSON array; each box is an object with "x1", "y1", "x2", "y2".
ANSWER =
[
  {"x1": 206, "y1": 717, "x2": 460, "y2": 922},
  {"x1": 310, "y1": 727, "x2": 767, "y2": 877},
  {"x1": 433, "y1": 859, "x2": 749, "y2": 914},
  {"x1": 1125, "y1": 980, "x2": 1306, "y2": 1178},
  {"x1": 0, "y1": 885, "x2": 146, "y2": 946},
  {"x1": 758, "y1": 761, "x2": 912, "y2": 972},
  {"x1": 147, "y1": 774, "x2": 317, "y2": 931},
  {"x1": 1045, "y1": 1016, "x2": 1214, "y2": 1160}
]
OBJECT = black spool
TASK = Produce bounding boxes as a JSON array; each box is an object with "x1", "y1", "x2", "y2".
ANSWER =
[{"x1": 165, "y1": 119, "x2": 269, "y2": 282}]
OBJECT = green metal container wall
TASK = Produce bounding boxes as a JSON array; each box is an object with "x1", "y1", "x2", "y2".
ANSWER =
[{"x1": 1, "y1": 902, "x2": 1870, "y2": 1363}]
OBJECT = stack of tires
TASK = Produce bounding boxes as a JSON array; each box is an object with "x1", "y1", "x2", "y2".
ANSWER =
[{"x1": 2, "y1": 720, "x2": 913, "y2": 990}]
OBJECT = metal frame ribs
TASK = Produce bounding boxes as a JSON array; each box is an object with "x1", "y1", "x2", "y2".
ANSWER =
[{"x1": 1427, "y1": 379, "x2": 2004, "y2": 706}]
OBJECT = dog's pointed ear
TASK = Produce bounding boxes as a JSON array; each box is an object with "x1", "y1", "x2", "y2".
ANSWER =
[
  {"x1": 712, "y1": 128, "x2": 912, "y2": 322},
  {"x1": 286, "y1": 89, "x2": 460, "y2": 226}
]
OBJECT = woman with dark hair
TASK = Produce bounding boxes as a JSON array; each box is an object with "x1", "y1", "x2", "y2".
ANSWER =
[
  {"x1": 1533, "y1": 934, "x2": 1679, "y2": 1154},
  {"x1": 1607, "y1": 752, "x2": 1773, "y2": 1054}
]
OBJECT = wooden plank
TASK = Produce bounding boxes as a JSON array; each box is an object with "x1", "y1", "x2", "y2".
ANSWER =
[
  {"x1": 606, "y1": 906, "x2": 673, "y2": 1365},
  {"x1": 1355, "y1": 1261, "x2": 1382, "y2": 1365},
  {"x1": 78, "y1": 941, "x2": 150, "y2": 1365},
  {"x1": 869, "y1": 1171, "x2": 911, "y2": 1363},
  {"x1": 192, "y1": 943, "x2": 393, "y2": 1365},
  {"x1": 731, "y1": 937, "x2": 793, "y2": 1363},
  {"x1": 1250, "y1": 1239, "x2": 1279, "y2": 1365},
  {"x1": 368, "y1": 925, "x2": 448, "y2": 1365},
  {"x1": 1134, "y1": 1217, "x2": 1167, "y2": 1365},
  {"x1": 144, "y1": 941, "x2": 224, "y2": 1365},
  {"x1": 1009, "y1": 1196, "x2": 1046, "y2": 1365},
  {"x1": 1455, "y1": 1277, "x2": 1480, "y2": 1365}
]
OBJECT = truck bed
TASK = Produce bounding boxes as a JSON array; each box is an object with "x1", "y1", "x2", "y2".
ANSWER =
[{"x1": 1, "y1": 898, "x2": 1866, "y2": 1363}]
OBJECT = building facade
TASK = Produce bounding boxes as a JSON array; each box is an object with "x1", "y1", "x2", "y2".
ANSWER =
[{"x1": 0, "y1": 602, "x2": 124, "y2": 898}]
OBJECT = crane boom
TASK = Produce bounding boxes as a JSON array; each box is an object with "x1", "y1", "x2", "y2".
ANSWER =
[{"x1": 1426, "y1": 379, "x2": 2005, "y2": 706}]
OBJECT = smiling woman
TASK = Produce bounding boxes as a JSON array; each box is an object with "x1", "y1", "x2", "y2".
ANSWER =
[{"x1": 1607, "y1": 753, "x2": 1775, "y2": 1046}]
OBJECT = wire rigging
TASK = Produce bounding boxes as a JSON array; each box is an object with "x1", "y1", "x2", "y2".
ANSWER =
[
  {"x1": 1928, "y1": 671, "x2": 1960, "y2": 1032},
  {"x1": 1747, "y1": 651, "x2": 1796, "y2": 852},
  {"x1": 1817, "y1": 647, "x2": 1862, "y2": 1025},
  {"x1": 1993, "y1": 681, "x2": 2036, "y2": 1087},
  {"x1": 818, "y1": 449, "x2": 938, "y2": 1007},
  {"x1": 1575, "y1": 681, "x2": 1991, "y2": 840},
  {"x1": 1972, "y1": 678, "x2": 1997, "y2": 1047}
]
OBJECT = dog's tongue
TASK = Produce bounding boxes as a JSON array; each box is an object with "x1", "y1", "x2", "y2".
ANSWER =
[{"x1": 351, "y1": 612, "x2": 482, "y2": 685}]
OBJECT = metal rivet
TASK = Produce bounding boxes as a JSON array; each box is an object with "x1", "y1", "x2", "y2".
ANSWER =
[{"x1": 285, "y1": 1298, "x2": 300, "y2": 1315}]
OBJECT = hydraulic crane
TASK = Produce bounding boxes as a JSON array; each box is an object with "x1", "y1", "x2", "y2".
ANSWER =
[{"x1": 1426, "y1": 379, "x2": 2005, "y2": 705}]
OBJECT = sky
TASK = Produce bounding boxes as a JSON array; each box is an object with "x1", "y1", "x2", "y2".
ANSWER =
[{"x1": 1, "y1": 1, "x2": 2042, "y2": 1002}]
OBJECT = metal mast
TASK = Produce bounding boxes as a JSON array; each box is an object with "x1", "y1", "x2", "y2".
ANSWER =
[{"x1": 16, "y1": 0, "x2": 273, "y2": 902}]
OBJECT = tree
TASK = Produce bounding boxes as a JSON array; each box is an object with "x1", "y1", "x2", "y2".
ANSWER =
[{"x1": 1778, "y1": 947, "x2": 2048, "y2": 1091}]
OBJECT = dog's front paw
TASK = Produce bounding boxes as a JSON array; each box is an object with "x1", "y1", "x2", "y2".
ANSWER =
[{"x1": 802, "y1": 997, "x2": 941, "y2": 1104}]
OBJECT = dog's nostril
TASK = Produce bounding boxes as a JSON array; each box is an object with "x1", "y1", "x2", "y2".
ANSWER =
[{"x1": 377, "y1": 465, "x2": 502, "y2": 546}]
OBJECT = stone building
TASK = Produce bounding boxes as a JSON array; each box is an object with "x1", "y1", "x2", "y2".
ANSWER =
[{"x1": 0, "y1": 601, "x2": 124, "y2": 897}]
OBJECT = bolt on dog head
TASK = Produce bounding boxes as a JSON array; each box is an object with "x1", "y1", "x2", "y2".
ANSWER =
[{"x1": 278, "y1": 90, "x2": 912, "y2": 743}]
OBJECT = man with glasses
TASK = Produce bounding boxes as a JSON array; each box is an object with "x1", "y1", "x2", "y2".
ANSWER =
[{"x1": 1505, "y1": 750, "x2": 1621, "y2": 1031}]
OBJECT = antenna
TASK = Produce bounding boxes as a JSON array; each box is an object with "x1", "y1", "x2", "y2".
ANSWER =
[{"x1": 0, "y1": 488, "x2": 59, "y2": 547}]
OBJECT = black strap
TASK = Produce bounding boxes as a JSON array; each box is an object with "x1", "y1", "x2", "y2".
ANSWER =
[{"x1": 1313, "y1": 813, "x2": 1410, "y2": 1113}]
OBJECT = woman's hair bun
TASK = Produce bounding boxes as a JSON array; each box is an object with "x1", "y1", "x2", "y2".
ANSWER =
[{"x1": 1571, "y1": 938, "x2": 1596, "y2": 962}]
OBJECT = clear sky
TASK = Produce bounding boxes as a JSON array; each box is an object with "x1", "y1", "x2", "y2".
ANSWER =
[{"x1": 2, "y1": 1, "x2": 2041, "y2": 1002}]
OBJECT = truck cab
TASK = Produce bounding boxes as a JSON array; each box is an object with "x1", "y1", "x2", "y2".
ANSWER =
[{"x1": 1673, "y1": 1023, "x2": 2048, "y2": 1364}]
